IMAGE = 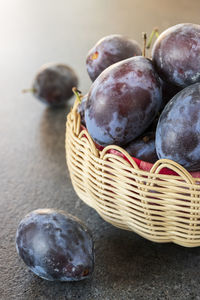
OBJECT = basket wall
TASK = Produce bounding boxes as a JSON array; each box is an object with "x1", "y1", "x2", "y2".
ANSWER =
[{"x1": 66, "y1": 98, "x2": 200, "y2": 247}]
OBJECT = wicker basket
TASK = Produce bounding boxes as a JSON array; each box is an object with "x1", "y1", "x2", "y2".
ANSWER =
[{"x1": 66, "y1": 97, "x2": 200, "y2": 247}]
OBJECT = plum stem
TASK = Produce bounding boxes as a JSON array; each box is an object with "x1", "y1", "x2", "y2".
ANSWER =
[
  {"x1": 146, "y1": 27, "x2": 159, "y2": 49},
  {"x1": 72, "y1": 87, "x2": 82, "y2": 103},
  {"x1": 22, "y1": 88, "x2": 36, "y2": 93},
  {"x1": 142, "y1": 32, "x2": 147, "y2": 57}
]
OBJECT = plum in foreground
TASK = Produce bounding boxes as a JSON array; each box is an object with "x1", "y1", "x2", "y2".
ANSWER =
[{"x1": 16, "y1": 209, "x2": 94, "y2": 281}]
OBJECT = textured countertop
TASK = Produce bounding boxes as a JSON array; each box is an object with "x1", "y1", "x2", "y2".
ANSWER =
[{"x1": 1, "y1": 1, "x2": 200, "y2": 299}]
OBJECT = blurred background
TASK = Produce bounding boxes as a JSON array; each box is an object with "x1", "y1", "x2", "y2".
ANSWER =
[
  {"x1": 1, "y1": 0, "x2": 200, "y2": 96},
  {"x1": 1, "y1": 1, "x2": 200, "y2": 299}
]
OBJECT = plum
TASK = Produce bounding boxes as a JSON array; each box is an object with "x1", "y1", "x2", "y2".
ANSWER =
[
  {"x1": 16, "y1": 209, "x2": 94, "y2": 281},
  {"x1": 156, "y1": 83, "x2": 200, "y2": 171},
  {"x1": 31, "y1": 63, "x2": 78, "y2": 106},
  {"x1": 85, "y1": 56, "x2": 162, "y2": 147},
  {"x1": 86, "y1": 34, "x2": 142, "y2": 81},
  {"x1": 152, "y1": 23, "x2": 200, "y2": 88},
  {"x1": 125, "y1": 131, "x2": 158, "y2": 163}
]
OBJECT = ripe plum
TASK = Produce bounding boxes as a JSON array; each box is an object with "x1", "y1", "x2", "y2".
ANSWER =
[
  {"x1": 85, "y1": 56, "x2": 162, "y2": 147},
  {"x1": 16, "y1": 209, "x2": 94, "y2": 281},
  {"x1": 156, "y1": 83, "x2": 200, "y2": 171},
  {"x1": 152, "y1": 23, "x2": 200, "y2": 88},
  {"x1": 86, "y1": 34, "x2": 142, "y2": 81}
]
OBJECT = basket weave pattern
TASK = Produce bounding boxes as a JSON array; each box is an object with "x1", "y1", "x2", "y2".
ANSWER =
[{"x1": 66, "y1": 98, "x2": 200, "y2": 247}]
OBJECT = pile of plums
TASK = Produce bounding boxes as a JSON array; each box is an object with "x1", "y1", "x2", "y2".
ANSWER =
[
  {"x1": 81, "y1": 23, "x2": 200, "y2": 171},
  {"x1": 18, "y1": 23, "x2": 200, "y2": 283}
]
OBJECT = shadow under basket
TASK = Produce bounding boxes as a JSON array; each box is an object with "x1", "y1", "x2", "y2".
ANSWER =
[{"x1": 66, "y1": 97, "x2": 200, "y2": 247}]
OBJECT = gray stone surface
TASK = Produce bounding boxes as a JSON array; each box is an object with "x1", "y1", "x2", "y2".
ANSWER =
[{"x1": 1, "y1": 1, "x2": 200, "y2": 299}]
